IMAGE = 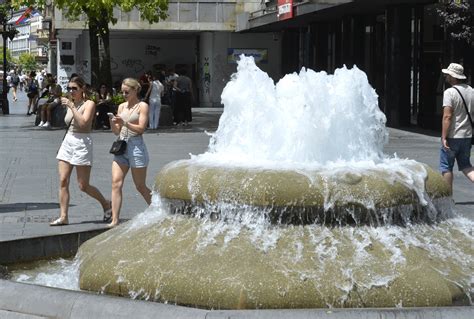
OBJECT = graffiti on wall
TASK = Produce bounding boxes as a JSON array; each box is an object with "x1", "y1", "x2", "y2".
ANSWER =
[
  {"x1": 203, "y1": 57, "x2": 211, "y2": 95},
  {"x1": 121, "y1": 58, "x2": 144, "y2": 73},
  {"x1": 110, "y1": 57, "x2": 119, "y2": 71},
  {"x1": 76, "y1": 60, "x2": 89, "y2": 77},
  {"x1": 145, "y1": 45, "x2": 160, "y2": 57}
]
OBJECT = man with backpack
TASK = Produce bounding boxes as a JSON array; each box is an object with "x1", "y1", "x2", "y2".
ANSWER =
[
  {"x1": 439, "y1": 63, "x2": 474, "y2": 194},
  {"x1": 9, "y1": 70, "x2": 20, "y2": 102}
]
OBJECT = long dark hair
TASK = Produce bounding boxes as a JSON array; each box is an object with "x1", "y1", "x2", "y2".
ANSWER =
[
  {"x1": 98, "y1": 83, "x2": 109, "y2": 99},
  {"x1": 69, "y1": 76, "x2": 91, "y2": 100}
]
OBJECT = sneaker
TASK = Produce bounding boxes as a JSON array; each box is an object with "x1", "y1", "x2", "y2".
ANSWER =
[
  {"x1": 42, "y1": 122, "x2": 51, "y2": 128},
  {"x1": 38, "y1": 121, "x2": 44, "y2": 127}
]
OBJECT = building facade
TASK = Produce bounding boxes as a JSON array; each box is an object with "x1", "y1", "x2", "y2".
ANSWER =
[{"x1": 7, "y1": 8, "x2": 48, "y2": 67}]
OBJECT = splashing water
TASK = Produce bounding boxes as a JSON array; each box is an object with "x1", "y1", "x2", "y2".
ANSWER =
[{"x1": 196, "y1": 55, "x2": 387, "y2": 166}]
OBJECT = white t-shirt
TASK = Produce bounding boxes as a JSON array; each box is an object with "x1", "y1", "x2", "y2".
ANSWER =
[
  {"x1": 443, "y1": 84, "x2": 474, "y2": 138},
  {"x1": 149, "y1": 80, "x2": 164, "y2": 103}
]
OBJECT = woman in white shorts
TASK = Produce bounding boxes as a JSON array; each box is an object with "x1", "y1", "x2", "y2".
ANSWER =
[
  {"x1": 50, "y1": 76, "x2": 111, "y2": 226},
  {"x1": 109, "y1": 78, "x2": 152, "y2": 227}
]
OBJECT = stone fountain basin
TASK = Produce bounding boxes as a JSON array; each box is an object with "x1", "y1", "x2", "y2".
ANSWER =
[
  {"x1": 77, "y1": 160, "x2": 472, "y2": 309},
  {"x1": 155, "y1": 160, "x2": 451, "y2": 225}
]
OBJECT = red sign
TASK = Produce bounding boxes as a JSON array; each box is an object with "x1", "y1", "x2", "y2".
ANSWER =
[{"x1": 278, "y1": 0, "x2": 293, "y2": 21}]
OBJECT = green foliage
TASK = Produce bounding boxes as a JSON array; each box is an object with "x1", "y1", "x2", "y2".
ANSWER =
[
  {"x1": 0, "y1": 48, "x2": 14, "y2": 65},
  {"x1": 15, "y1": 0, "x2": 169, "y2": 28},
  {"x1": 111, "y1": 93, "x2": 125, "y2": 106},
  {"x1": 17, "y1": 52, "x2": 38, "y2": 71}
]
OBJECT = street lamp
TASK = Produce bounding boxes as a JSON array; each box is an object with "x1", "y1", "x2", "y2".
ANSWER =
[
  {"x1": 0, "y1": 1, "x2": 18, "y2": 114},
  {"x1": 0, "y1": 2, "x2": 16, "y2": 115}
]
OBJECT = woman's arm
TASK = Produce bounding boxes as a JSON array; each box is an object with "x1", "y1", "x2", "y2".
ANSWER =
[
  {"x1": 111, "y1": 103, "x2": 125, "y2": 135},
  {"x1": 144, "y1": 82, "x2": 152, "y2": 101},
  {"x1": 66, "y1": 100, "x2": 96, "y2": 129}
]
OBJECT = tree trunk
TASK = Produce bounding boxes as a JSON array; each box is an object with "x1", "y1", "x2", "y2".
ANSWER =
[
  {"x1": 88, "y1": 17, "x2": 100, "y2": 88},
  {"x1": 98, "y1": 15, "x2": 112, "y2": 90}
]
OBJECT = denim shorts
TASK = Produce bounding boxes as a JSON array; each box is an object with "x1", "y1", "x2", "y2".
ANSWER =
[
  {"x1": 439, "y1": 138, "x2": 472, "y2": 173},
  {"x1": 113, "y1": 136, "x2": 149, "y2": 168}
]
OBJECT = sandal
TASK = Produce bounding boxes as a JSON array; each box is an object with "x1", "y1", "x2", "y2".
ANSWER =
[
  {"x1": 103, "y1": 201, "x2": 112, "y2": 222},
  {"x1": 50, "y1": 217, "x2": 68, "y2": 226}
]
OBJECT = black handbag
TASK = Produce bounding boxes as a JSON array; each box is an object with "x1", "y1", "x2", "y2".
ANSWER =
[
  {"x1": 452, "y1": 86, "x2": 474, "y2": 145},
  {"x1": 109, "y1": 139, "x2": 127, "y2": 155}
]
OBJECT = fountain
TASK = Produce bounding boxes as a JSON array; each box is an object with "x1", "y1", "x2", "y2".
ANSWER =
[{"x1": 77, "y1": 56, "x2": 472, "y2": 309}]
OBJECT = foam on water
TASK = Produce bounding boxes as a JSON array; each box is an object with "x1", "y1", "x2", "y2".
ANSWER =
[
  {"x1": 11, "y1": 258, "x2": 80, "y2": 290},
  {"x1": 195, "y1": 55, "x2": 387, "y2": 167}
]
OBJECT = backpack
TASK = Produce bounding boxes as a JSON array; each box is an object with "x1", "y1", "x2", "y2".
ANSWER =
[
  {"x1": 28, "y1": 81, "x2": 38, "y2": 93},
  {"x1": 12, "y1": 75, "x2": 19, "y2": 85}
]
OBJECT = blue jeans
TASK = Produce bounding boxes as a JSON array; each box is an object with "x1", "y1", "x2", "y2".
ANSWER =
[
  {"x1": 439, "y1": 138, "x2": 472, "y2": 173},
  {"x1": 113, "y1": 136, "x2": 149, "y2": 168}
]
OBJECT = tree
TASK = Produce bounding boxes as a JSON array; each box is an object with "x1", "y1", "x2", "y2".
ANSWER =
[
  {"x1": 17, "y1": 52, "x2": 37, "y2": 71},
  {"x1": 437, "y1": 0, "x2": 472, "y2": 44},
  {"x1": 0, "y1": 47, "x2": 14, "y2": 66},
  {"x1": 16, "y1": 0, "x2": 168, "y2": 88}
]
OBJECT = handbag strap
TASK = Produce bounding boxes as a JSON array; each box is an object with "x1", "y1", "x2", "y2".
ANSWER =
[
  {"x1": 119, "y1": 102, "x2": 140, "y2": 141},
  {"x1": 452, "y1": 86, "x2": 473, "y2": 127}
]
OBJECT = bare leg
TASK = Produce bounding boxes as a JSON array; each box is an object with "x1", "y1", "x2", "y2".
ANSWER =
[
  {"x1": 40, "y1": 105, "x2": 47, "y2": 122},
  {"x1": 58, "y1": 160, "x2": 74, "y2": 221},
  {"x1": 462, "y1": 167, "x2": 474, "y2": 183},
  {"x1": 442, "y1": 171, "x2": 453, "y2": 195},
  {"x1": 27, "y1": 98, "x2": 33, "y2": 114},
  {"x1": 131, "y1": 166, "x2": 152, "y2": 205},
  {"x1": 75, "y1": 165, "x2": 110, "y2": 210},
  {"x1": 110, "y1": 161, "x2": 129, "y2": 226},
  {"x1": 46, "y1": 104, "x2": 52, "y2": 123}
]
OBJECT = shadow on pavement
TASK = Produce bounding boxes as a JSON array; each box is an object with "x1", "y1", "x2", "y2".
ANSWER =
[{"x1": 0, "y1": 202, "x2": 62, "y2": 213}]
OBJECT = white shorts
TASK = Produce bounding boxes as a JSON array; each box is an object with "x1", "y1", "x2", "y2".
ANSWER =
[{"x1": 56, "y1": 132, "x2": 93, "y2": 166}]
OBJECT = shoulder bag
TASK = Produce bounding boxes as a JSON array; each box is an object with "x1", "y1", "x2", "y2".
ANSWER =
[
  {"x1": 452, "y1": 86, "x2": 474, "y2": 145},
  {"x1": 109, "y1": 103, "x2": 140, "y2": 155}
]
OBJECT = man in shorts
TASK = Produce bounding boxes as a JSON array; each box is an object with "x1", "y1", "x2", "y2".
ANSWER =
[
  {"x1": 439, "y1": 63, "x2": 474, "y2": 194},
  {"x1": 9, "y1": 71, "x2": 20, "y2": 101}
]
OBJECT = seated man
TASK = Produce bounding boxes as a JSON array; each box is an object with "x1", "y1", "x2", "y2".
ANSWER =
[{"x1": 38, "y1": 79, "x2": 63, "y2": 128}]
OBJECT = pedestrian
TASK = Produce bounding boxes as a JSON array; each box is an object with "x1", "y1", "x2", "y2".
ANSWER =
[
  {"x1": 145, "y1": 72, "x2": 164, "y2": 129},
  {"x1": 173, "y1": 69, "x2": 193, "y2": 126},
  {"x1": 108, "y1": 78, "x2": 151, "y2": 227},
  {"x1": 95, "y1": 83, "x2": 113, "y2": 130},
  {"x1": 439, "y1": 63, "x2": 474, "y2": 194},
  {"x1": 19, "y1": 72, "x2": 26, "y2": 91},
  {"x1": 50, "y1": 76, "x2": 111, "y2": 226},
  {"x1": 9, "y1": 70, "x2": 20, "y2": 102},
  {"x1": 25, "y1": 71, "x2": 39, "y2": 115}
]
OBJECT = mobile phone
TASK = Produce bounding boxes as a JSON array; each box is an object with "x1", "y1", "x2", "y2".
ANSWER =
[{"x1": 107, "y1": 112, "x2": 114, "y2": 118}]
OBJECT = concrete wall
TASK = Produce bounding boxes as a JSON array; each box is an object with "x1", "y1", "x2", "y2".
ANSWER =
[
  {"x1": 56, "y1": 30, "x2": 281, "y2": 106},
  {"x1": 201, "y1": 31, "x2": 281, "y2": 107},
  {"x1": 108, "y1": 35, "x2": 197, "y2": 84}
]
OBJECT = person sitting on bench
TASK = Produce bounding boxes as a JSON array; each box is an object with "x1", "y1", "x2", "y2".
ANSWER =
[{"x1": 38, "y1": 77, "x2": 63, "y2": 128}]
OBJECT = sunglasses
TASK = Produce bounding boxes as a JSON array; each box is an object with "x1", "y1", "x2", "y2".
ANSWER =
[{"x1": 67, "y1": 86, "x2": 79, "y2": 92}]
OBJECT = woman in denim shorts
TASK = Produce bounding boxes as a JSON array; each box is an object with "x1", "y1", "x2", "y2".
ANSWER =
[{"x1": 109, "y1": 78, "x2": 152, "y2": 227}]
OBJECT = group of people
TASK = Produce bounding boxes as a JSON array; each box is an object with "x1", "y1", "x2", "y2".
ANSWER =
[
  {"x1": 5, "y1": 69, "x2": 45, "y2": 112},
  {"x1": 50, "y1": 76, "x2": 152, "y2": 228},
  {"x1": 137, "y1": 68, "x2": 194, "y2": 128}
]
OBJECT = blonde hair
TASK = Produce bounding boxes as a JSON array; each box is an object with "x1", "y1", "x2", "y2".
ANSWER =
[{"x1": 122, "y1": 77, "x2": 141, "y2": 94}]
